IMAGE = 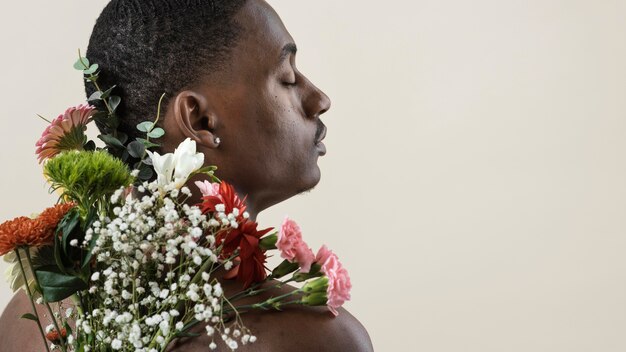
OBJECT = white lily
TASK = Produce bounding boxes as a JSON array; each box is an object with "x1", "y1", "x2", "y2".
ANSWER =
[{"x1": 146, "y1": 138, "x2": 205, "y2": 192}]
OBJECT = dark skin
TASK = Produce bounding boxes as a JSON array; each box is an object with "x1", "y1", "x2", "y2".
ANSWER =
[
  {"x1": 0, "y1": 0, "x2": 373, "y2": 350},
  {"x1": 164, "y1": 0, "x2": 332, "y2": 216}
]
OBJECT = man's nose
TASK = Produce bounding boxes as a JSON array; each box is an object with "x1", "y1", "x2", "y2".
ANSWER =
[{"x1": 304, "y1": 79, "x2": 332, "y2": 119}]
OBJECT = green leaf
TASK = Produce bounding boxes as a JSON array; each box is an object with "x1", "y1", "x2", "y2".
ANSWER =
[
  {"x1": 127, "y1": 141, "x2": 145, "y2": 159},
  {"x1": 35, "y1": 266, "x2": 87, "y2": 302},
  {"x1": 271, "y1": 259, "x2": 300, "y2": 279},
  {"x1": 99, "y1": 85, "x2": 117, "y2": 100},
  {"x1": 259, "y1": 232, "x2": 278, "y2": 250},
  {"x1": 191, "y1": 165, "x2": 220, "y2": 182},
  {"x1": 136, "y1": 121, "x2": 155, "y2": 133},
  {"x1": 137, "y1": 165, "x2": 153, "y2": 180},
  {"x1": 136, "y1": 138, "x2": 160, "y2": 149},
  {"x1": 117, "y1": 132, "x2": 128, "y2": 145},
  {"x1": 81, "y1": 231, "x2": 99, "y2": 270},
  {"x1": 83, "y1": 64, "x2": 99, "y2": 75},
  {"x1": 20, "y1": 313, "x2": 38, "y2": 321},
  {"x1": 73, "y1": 57, "x2": 89, "y2": 70},
  {"x1": 98, "y1": 134, "x2": 125, "y2": 149},
  {"x1": 147, "y1": 127, "x2": 165, "y2": 139},
  {"x1": 60, "y1": 210, "x2": 80, "y2": 257},
  {"x1": 176, "y1": 332, "x2": 201, "y2": 338},
  {"x1": 83, "y1": 140, "x2": 96, "y2": 151},
  {"x1": 53, "y1": 230, "x2": 68, "y2": 276},
  {"x1": 109, "y1": 96, "x2": 121, "y2": 112},
  {"x1": 63, "y1": 321, "x2": 73, "y2": 338},
  {"x1": 84, "y1": 73, "x2": 99, "y2": 83},
  {"x1": 194, "y1": 165, "x2": 218, "y2": 175},
  {"x1": 87, "y1": 91, "x2": 102, "y2": 101}
]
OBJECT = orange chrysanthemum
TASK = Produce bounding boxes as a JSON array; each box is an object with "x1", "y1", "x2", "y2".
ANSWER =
[
  {"x1": 35, "y1": 104, "x2": 95, "y2": 163},
  {"x1": 38, "y1": 203, "x2": 75, "y2": 228},
  {"x1": 0, "y1": 203, "x2": 75, "y2": 256}
]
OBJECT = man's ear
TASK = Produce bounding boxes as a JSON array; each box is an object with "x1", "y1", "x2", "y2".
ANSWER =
[{"x1": 169, "y1": 90, "x2": 220, "y2": 148}]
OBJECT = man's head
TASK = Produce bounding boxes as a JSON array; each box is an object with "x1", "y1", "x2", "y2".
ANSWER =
[
  {"x1": 86, "y1": 0, "x2": 331, "y2": 216},
  {"x1": 86, "y1": 0, "x2": 247, "y2": 140}
]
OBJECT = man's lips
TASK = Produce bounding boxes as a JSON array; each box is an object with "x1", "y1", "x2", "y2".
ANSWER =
[
  {"x1": 315, "y1": 123, "x2": 327, "y2": 156},
  {"x1": 315, "y1": 123, "x2": 327, "y2": 144}
]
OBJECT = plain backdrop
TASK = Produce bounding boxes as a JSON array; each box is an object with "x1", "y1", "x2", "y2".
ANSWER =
[{"x1": 1, "y1": 1, "x2": 626, "y2": 351}]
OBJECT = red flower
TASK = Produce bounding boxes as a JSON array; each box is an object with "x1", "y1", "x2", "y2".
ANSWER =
[
  {"x1": 199, "y1": 181, "x2": 247, "y2": 216},
  {"x1": 0, "y1": 203, "x2": 75, "y2": 256},
  {"x1": 217, "y1": 221, "x2": 272, "y2": 288},
  {"x1": 45, "y1": 327, "x2": 67, "y2": 343}
]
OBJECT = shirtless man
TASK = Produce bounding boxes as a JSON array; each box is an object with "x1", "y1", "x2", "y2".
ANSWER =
[{"x1": 0, "y1": 0, "x2": 373, "y2": 350}]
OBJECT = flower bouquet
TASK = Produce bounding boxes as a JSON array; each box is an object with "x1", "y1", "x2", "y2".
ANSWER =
[{"x1": 0, "y1": 53, "x2": 351, "y2": 351}]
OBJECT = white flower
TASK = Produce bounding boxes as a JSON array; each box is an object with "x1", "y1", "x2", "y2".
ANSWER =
[
  {"x1": 146, "y1": 138, "x2": 204, "y2": 192},
  {"x1": 91, "y1": 272, "x2": 100, "y2": 281},
  {"x1": 111, "y1": 339, "x2": 122, "y2": 349}
]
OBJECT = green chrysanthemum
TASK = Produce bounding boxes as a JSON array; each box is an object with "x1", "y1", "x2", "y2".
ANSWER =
[{"x1": 44, "y1": 151, "x2": 134, "y2": 215}]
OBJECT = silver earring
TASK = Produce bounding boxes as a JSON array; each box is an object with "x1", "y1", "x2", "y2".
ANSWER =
[{"x1": 214, "y1": 137, "x2": 221, "y2": 146}]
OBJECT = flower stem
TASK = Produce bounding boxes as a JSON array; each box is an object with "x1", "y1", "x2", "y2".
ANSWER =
[
  {"x1": 25, "y1": 249, "x2": 68, "y2": 352},
  {"x1": 227, "y1": 277, "x2": 294, "y2": 303},
  {"x1": 226, "y1": 289, "x2": 303, "y2": 313},
  {"x1": 15, "y1": 248, "x2": 50, "y2": 352}
]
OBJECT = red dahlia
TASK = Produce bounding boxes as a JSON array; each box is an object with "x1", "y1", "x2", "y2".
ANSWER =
[{"x1": 217, "y1": 221, "x2": 273, "y2": 288}]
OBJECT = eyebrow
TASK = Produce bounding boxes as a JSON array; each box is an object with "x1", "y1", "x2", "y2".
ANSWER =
[{"x1": 279, "y1": 43, "x2": 298, "y2": 63}]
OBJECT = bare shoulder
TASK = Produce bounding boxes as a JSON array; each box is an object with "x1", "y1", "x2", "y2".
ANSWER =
[
  {"x1": 0, "y1": 285, "x2": 373, "y2": 352},
  {"x1": 169, "y1": 285, "x2": 373, "y2": 352}
]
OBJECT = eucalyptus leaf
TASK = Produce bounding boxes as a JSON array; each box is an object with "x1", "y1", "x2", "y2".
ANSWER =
[
  {"x1": 138, "y1": 166, "x2": 153, "y2": 180},
  {"x1": 127, "y1": 141, "x2": 145, "y2": 159},
  {"x1": 83, "y1": 64, "x2": 99, "y2": 75},
  {"x1": 73, "y1": 57, "x2": 89, "y2": 70},
  {"x1": 117, "y1": 132, "x2": 128, "y2": 145},
  {"x1": 98, "y1": 134, "x2": 125, "y2": 149},
  {"x1": 136, "y1": 121, "x2": 155, "y2": 133},
  {"x1": 109, "y1": 96, "x2": 121, "y2": 112},
  {"x1": 35, "y1": 266, "x2": 87, "y2": 302},
  {"x1": 147, "y1": 127, "x2": 165, "y2": 138},
  {"x1": 100, "y1": 85, "x2": 117, "y2": 100},
  {"x1": 87, "y1": 91, "x2": 102, "y2": 101},
  {"x1": 121, "y1": 149, "x2": 130, "y2": 162},
  {"x1": 136, "y1": 138, "x2": 160, "y2": 149}
]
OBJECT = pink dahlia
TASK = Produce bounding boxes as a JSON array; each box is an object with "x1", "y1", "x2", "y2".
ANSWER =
[
  {"x1": 35, "y1": 104, "x2": 95, "y2": 163},
  {"x1": 316, "y1": 245, "x2": 352, "y2": 316},
  {"x1": 277, "y1": 218, "x2": 315, "y2": 273}
]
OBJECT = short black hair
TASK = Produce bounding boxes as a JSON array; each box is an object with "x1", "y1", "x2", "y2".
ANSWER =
[{"x1": 85, "y1": 0, "x2": 247, "y2": 140}]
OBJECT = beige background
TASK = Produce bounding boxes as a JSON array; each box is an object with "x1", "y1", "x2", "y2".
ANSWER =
[{"x1": 1, "y1": 1, "x2": 626, "y2": 351}]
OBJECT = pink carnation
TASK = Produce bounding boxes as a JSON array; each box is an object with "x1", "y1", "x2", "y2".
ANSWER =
[
  {"x1": 316, "y1": 245, "x2": 352, "y2": 316},
  {"x1": 195, "y1": 180, "x2": 221, "y2": 198},
  {"x1": 277, "y1": 218, "x2": 315, "y2": 273}
]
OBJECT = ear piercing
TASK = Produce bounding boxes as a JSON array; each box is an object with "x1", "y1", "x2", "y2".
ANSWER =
[{"x1": 214, "y1": 136, "x2": 221, "y2": 146}]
